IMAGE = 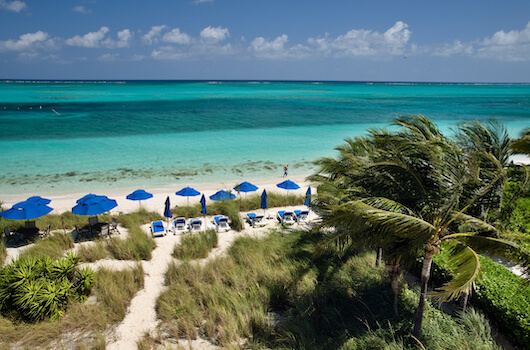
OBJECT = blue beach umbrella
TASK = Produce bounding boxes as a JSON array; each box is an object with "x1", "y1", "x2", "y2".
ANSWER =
[
  {"x1": 127, "y1": 189, "x2": 153, "y2": 201},
  {"x1": 26, "y1": 196, "x2": 52, "y2": 206},
  {"x1": 176, "y1": 186, "x2": 201, "y2": 206},
  {"x1": 304, "y1": 187, "x2": 312, "y2": 207},
  {"x1": 209, "y1": 190, "x2": 236, "y2": 201},
  {"x1": 276, "y1": 180, "x2": 300, "y2": 191},
  {"x1": 126, "y1": 189, "x2": 153, "y2": 208},
  {"x1": 164, "y1": 196, "x2": 171, "y2": 219},
  {"x1": 1, "y1": 200, "x2": 53, "y2": 220},
  {"x1": 234, "y1": 181, "x2": 258, "y2": 199},
  {"x1": 200, "y1": 194, "x2": 207, "y2": 215},
  {"x1": 234, "y1": 181, "x2": 258, "y2": 193},
  {"x1": 261, "y1": 190, "x2": 268, "y2": 210},
  {"x1": 72, "y1": 194, "x2": 117, "y2": 216}
]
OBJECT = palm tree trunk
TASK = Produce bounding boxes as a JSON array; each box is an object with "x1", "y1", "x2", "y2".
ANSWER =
[
  {"x1": 412, "y1": 245, "x2": 435, "y2": 340},
  {"x1": 376, "y1": 247, "x2": 383, "y2": 266},
  {"x1": 386, "y1": 262, "x2": 400, "y2": 315}
]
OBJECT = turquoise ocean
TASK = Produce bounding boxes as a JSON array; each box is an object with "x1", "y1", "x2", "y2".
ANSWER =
[{"x1": 1, "y1": 80, "x2": 529, "y2": 195}]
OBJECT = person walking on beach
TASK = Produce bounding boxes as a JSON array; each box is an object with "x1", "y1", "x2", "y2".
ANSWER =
[{"x1": 283, "y1": 165, "x2": 288, "y2": 177}]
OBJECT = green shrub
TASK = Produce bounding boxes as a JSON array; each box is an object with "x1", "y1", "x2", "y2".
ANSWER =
[
  {"x1": 173, "y1": 229, "x2": 218, "y2": 260},
  {"x1": 0, "y1": 252, "x2": 94, "y2": 322},
  {"x1": 472, "y1": 256, "x2": 530, "y2": 349}
]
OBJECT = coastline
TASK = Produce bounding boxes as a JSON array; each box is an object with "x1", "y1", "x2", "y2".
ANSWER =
[{"x1": 0, "y1": 174, "x2": 314, "y2": 215}]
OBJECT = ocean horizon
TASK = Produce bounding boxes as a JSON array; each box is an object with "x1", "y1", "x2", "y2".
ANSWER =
[{"x1": 1, "y1": 80, "x2": 529, "y2": 195}]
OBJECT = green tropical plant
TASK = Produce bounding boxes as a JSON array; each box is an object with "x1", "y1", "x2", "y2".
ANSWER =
[
  {"x1": 312, "y1": 115, "x2": 530, "y2": 341},
  {"x1": 0, "y1": 253, "x2": 94, "y2": 322},
  {"x1": 511, "y1": 127, "x2": 530, "y2": 156}
]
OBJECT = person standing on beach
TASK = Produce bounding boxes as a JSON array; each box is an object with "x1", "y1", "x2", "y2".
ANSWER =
[{"x1": 283, "y1": 165, "x2": 288, "y2": 177}]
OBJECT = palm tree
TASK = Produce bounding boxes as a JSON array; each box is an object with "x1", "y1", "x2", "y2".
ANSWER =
[
  {"x1": 511, "y1": 128, "x2": 530, "y2": 156},
  {"x1": 455, "y1": 120, "x2": 512, "y2": 221},
  {"x1": 312, "y1": 115, "x2": 529, "y2": 340}
]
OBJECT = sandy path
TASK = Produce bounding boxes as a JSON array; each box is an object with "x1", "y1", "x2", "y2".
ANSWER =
[
  {"x1": 104, "y1": 210, "x2": 303, "y2": 349},
  {"x1": 106, "y1": 227, "x2": 182, "y2": 350}
]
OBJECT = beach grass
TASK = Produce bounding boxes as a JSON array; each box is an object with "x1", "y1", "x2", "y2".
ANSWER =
[
  {"x1": 0, "y1": 242, "x2": 5, "y2": 265},
  {"x1": 173, "y1": 229, "x2": 218, "y2": 260},
  {"x1": 17, "y1": 232, "x2": 74, "y2": 260},
  {"x1": 77, "y1": 241, "x2": 110, "y2": 262},
  {"x1": 156, "y1": 228, "x2": 501, "y2": 349},
  {"x1": 0, "y1": 264, "x2": 144, "y2": 349}
]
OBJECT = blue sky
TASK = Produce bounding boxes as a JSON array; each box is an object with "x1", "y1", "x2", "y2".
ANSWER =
[{"x1": 1, "y1": 0, "x2": 529, "y2": 82}]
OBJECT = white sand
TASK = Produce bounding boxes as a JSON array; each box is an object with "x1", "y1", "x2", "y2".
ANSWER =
[{"x1": 1, "y1": 174, "x2": 312, "y2": 216}]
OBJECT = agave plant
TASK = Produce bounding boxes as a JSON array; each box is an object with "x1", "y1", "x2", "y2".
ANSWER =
[{"x1": 0, "y1": 253, "x2": 94, "y2": 322}]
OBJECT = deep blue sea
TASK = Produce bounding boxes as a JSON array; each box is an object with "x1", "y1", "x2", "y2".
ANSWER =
[{"x1": 1, "y1": 80, "x2": 529, "y2": 195}]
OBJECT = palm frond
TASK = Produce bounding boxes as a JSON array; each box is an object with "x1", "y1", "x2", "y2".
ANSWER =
[
  {"x1": 430, "y1": 244, "x2": 480, "y2": 301},
  {"x1": 449, "y1": 211, "x2": 498, "y2": 234},
  {"x1": 444, "y1": 233, "x2": 530, "y2": 276}
]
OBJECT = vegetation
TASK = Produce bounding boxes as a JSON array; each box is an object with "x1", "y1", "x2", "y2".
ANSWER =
[
  {"x1": 0, "y1": 264, "x2": 143, "y2": 349},
  {"x1": 173, "y1": 229, "x2": 218, "y2": 260},
  {"x1": 77, "y1": 241, "x2": 110, "y2": 262},
  {"x1": 310, "y1": 115, "x2": 529, "y2": 340},
  {"x1": 157, "y1": 229, "x2": 501, "y2": 349},
  {"x1": 431, "y1": 247, "x2": 530, "y2": 348},
  {"x1": 18, "y1": 232, "x2": 74, "y2": 260},
  {"x1": 0, "y1": 252, "x2": 93, "y2": 322}
]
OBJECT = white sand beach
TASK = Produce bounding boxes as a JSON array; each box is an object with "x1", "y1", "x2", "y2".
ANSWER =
[
  {"x1": 2, "y1": 174, "x2": 317, "y2": 349},
  {"x1": 1, "y1": 174, "x2": 312, "y2": 216}
]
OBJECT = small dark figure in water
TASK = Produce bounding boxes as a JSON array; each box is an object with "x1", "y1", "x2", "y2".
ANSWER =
[{"x1": 283, "y1": 165, "x2": 288, "y2": 177}]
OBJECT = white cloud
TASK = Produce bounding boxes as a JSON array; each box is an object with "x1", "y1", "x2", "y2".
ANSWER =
[
  {"x1": 102, "y1": 29, "x2": 133, "y2": 48},
  {"x1": 142, "y1": 25, "x2": 168, "y2": 45},
  {"x1": 0, "y1": 31, "x2": 53, "y2": 51},
  {"x1": 0, "y1": 0, "x2": 26, "y2": 12},
  {"x1": 151, "y1": 46, "x2": 187, "y2": 60},
  {"x1": 309, "y1": 21, "x2": 411, "y2": 57},
  {"x1": 249, "y1": 34, "x2": 289, "y2": 58},
  {"x1": 66, "y1": 27, "x2": 110, "y2": 48},
  {"x1": 193, "y1": 0, "x2": 214, "y2": 4},
  {"x1": 200, "y1": 26, "x2": 229, "y2": 42},
  {"x1": 431, "y1": 40, "x2": 473, "y2": 57},
  {"x1": 73, "y1": 6, "x2": 91, "y2": 14},
  {"x1": 476, "y1": 21, "x2": 530, "y2": 61},
  {"x1": 98, "y1": 53, "x2": 120, "y2": 62},
  {"x1": 161, "y1": 28, "x2": 191, "y2": 45}
]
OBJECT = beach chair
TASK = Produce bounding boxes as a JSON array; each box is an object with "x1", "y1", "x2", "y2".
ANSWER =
[
  {"x1": 99, "y1": 224, "x2": 110, "y2": 237},
  {"x1": 150, "y1": 220, "x2": 167, "y2": 237},
  {"x1": 277, "y1": 211, "x2": 296, "y2": 225},
  {"x1": 4, "y1": 226, "x2": 20, "y2": 245},
  {"x1": 39, "y1": 224, "x2": 51, "y2": 239},
  {"x1": 110, "y1": 217, "x2": 120, "y2": 234},
  {"x1": 189, "y1": 218, "x2": 203, "y2": 233},
  {"x1": 245, "y1": 213, "x2": 266, "y2": 227},
  {"x1": 213, "y1": 215, "x2": 231, "y2": 232},
  {"x1": 75, "y1": 225, "x2": 91, "y2": 241},
  {"x1": 172, "y1": 217, "x2": 187, "y2": 235},
  {"x1": 294, "y1": 210, "x2": 310, "y2": 223}
]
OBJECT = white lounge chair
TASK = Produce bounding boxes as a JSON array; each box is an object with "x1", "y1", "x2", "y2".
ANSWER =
[
  {"x1": 189, "y1": 218, "x2": 203, "y2": 233},
  {"x1": 213, "y1": 215, "x2": 231, "y2": 232},
  {"x1": 172, "y1": 217, "x2": 187, "y2": 234},
  {"x1": 245, "y1": 213, "x2": 266, "y2": 227},
  {"x1": 294, "y1": 210, "x2": 310, "y2": 223},
  {"x1": 150, "y1": 220, "x2": 167, "y2": 237},
  {"x1": 277, "y1": 211, "x2": 296, "y2": 225}
]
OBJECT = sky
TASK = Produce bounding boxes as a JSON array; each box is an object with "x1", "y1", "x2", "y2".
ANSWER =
[{"x1": 0, "y1": 0, "x2": 530, "y2": 82}]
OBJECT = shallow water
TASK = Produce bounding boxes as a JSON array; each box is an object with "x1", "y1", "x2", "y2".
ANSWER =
[{"x1": 1, "y1": 80, "x2": 529, "y2": 194}]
